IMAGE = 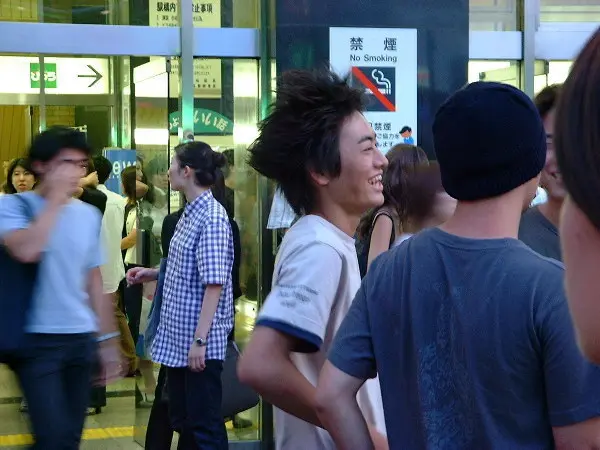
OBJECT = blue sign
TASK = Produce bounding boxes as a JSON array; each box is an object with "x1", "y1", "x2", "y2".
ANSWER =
[{"x1": 103, "y1": 149, "x2": 136, "y2": 195}]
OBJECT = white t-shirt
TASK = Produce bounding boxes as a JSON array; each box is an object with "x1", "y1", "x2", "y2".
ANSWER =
[
  {"x1": 124, "y1": 207, "x2": 137, "y2": 265},
  {"x1": 392, "y1": 232, "x2": 414, "y2": 248},
  {"x1": 256, "y1": 215, "x2": 385, "y2": 450},
  {"x1": 97, "y1": 185, "x2": 126, "y2": 293}
]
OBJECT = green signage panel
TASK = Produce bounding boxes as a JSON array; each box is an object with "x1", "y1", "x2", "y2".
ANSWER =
[
  {"x1": 169, "y1": 108, "x2": 233, "y2": 135},
  {"x1": 30, "y1": 63, "x2": 57, "y2": 89}
]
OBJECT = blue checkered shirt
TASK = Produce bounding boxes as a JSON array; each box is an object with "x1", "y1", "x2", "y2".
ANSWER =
[{"x1": 151, "y1": 190, "x2": 234, "y2": 366}]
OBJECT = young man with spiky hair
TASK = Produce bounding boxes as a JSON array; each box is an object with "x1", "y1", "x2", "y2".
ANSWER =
[{"x1": 237, "y1": 69, "x2": 388, "y2": 450}]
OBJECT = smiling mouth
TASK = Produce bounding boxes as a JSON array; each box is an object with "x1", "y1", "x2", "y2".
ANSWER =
[{"x1": 368, "y1": 174, "x2": 382, "y2": 186}]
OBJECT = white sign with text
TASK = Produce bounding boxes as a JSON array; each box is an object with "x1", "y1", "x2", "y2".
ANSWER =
[{"x1": 330, "y1": 27, "x2": 418, "y2": 152}]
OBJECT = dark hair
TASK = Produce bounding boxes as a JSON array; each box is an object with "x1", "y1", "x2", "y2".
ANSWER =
[
  {"x1": 3, "y1": 158, "x2": 35, "y2": 194},
  {"x1": 400, "y1": 126, "x2": 412, "y2": 134},
  {"x1": 175, "y1": 141, "x2": 226, "y2": 187},
  {"x1": 212, "y1": 168, "x2": 227, "y2": 208},
  {"x1": 357, "y1": 144, "x2": 429, "y2": 238},
  {"x1": 121, "y1": 166, "x2": 137, "y2": 201},
  {"x1": 28, "y1": 126, "x2": 91, "y2": 173},
  {"x1": 86, "y1": 157, "x2": 96, "y2": 177},
  {"x1": 221, "y1": 148, "x2": 234, "y2": 179},
  {"x1": 401, "y1": 162, "x2": 444, "y2": 224},
  {"x1": 247, "y1": 69, "x2": 366, "y2": 216},
  {"x1": 92, "y1": 155, "x2": 112, "y2": 184},
  {"x1": 534, "y1": 84, "x2": 561, "y2": 119},
  {"x1": 555, "y1": 29, "x2": 600, "y2": 230}
]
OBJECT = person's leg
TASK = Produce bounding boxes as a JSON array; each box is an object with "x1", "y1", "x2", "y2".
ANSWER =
[
  {"x1": 124, "y1": 264, "x2": 143, "y2": 345},
  {"x1": 15, "y1": 334, "x2": 80, "y2": 450},
  {"x1": 185, "y1": 360, "x2": 228, "y2": 450},
  {"x1": 114, "y1": 289, "x2": 137, "y2": 374},
  {"x1": 62, "y1": 334, "x2": 96, "y2": 446},
  {"x1": 166, "y1": 367, "x2": 195, "y2": 449},
  {"x1": 145, "y1": 365, "x2": 174, "y2": 450}
]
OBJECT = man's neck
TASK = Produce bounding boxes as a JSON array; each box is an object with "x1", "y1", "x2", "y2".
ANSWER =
[
  {"x1": 440, "y1": 196, "x2": 523, "y2": 240},
  {"x1": 538, "y1": 197, "x2": 563, "y2": 229},
  {"x1": 311, "y1": 203, "x2": 361, "y2": 237}
]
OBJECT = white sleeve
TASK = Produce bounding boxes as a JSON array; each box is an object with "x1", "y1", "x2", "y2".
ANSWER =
[{"x1": 256, "y1": 241, "x2": 342, "y2": 353}]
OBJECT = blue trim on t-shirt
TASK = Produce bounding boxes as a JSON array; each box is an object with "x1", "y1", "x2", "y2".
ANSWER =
[{"x1": 256, "y1": 318, "x2": 322, "y2": 353}]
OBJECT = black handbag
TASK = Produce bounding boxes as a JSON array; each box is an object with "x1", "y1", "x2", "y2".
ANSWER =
[
  {"x1": 0, "y1": 195, "x2": 39, "y2": 365},
  {"x1": 160, "y1": 341, "x2": 260, "y2": 416},
  {"x1": 221, "y1": 340, "x2": 260, "y2": 418}
]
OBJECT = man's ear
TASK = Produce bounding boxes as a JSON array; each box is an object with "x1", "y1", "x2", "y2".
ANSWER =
[{"x1": 308, "y1": 168, "x2": 331, "y2": 187}]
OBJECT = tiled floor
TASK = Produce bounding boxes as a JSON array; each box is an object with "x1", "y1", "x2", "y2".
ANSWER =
[{"x1": 0, "y1": 298, "x2": 260, "y2": 448}]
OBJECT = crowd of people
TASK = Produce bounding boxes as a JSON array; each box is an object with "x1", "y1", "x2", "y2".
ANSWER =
[{"x1": 0, "y1": 27, "x2": 598, "y2": 450}]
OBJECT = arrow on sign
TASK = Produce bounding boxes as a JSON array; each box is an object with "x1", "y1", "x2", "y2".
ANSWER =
[{"x1": 78, "y1": 64, "x2": 102, "y2": 87}]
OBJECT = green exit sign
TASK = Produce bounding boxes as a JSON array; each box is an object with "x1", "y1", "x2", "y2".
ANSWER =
[{"x1": 30, "y1": 63, "x2": 57, "y2": 89}]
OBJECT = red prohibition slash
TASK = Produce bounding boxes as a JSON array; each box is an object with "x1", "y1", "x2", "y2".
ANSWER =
[{"x1": 351, "y1": 66, "x2": 396, "y2": 112}]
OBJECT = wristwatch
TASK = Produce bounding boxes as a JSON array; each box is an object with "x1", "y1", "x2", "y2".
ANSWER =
[{"x1": 195, "y1": 337, "x2": 208, "y2": 347}]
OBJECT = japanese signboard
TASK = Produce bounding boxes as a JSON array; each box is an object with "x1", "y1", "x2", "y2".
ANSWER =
[
  {"x1": 149, "y1": 0, "x2": 220, "y2": 27},
  {"x1": 149, "y1": 0, "x2": 221, "y2": 98},
  {"x1": 330, "y1": 27, "x2": 418, "y2": 153},
  {"x1": 0, "y1": 57, "x2": 109, "y2": 95},
  {"x1": 168, "y1": 108, "x2": 233, "y2": 134}
]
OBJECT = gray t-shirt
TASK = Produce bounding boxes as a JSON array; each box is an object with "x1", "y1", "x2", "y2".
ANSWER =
[
  {"x1": 329, "y1": 227, "x2": 600, "y2": 449},
  {"x1": 0, "y1": 192, "x2": 103, "y2": 334},
  {"x1": 519, "y1": 206, "x2": 561, "y2": 261}
]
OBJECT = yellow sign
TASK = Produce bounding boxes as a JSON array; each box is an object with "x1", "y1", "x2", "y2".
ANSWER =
[
  {"x1": 149, "y1": 0, "x2": 221, "y2": 28},
  {"x1": 149, "y1": 0, "x2": 222, "y2": 99}
]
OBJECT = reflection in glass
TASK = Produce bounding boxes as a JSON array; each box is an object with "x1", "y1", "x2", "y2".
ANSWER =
[
  {"x1": 533, "y1": 61, "x2": 572, "y2": 94},
  {"x1": 468, "y1": 60, "x2": 521, "y2": 88},
  {"x1": 540, "y1": 0, "x2": 600, "y2": 22},
  {"x1": 187, "y1": 57, "x2": 261, "y2": 441},
  {"x1": 469, "y1": 0, "x2": 518, "y2": 31}
]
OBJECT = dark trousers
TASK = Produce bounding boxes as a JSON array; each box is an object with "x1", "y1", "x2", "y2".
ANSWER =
[
  {"x1": 145, "y1": 365, "x2": 174, "y2": 450},
  {"x1": 167, "y1": 361, "x2": 227, "y2": 450},
  {"x1": 14, "y1": 333, "x2": 95, "y2": 450},
  {"x1": 123, "y1": 265, "x2": 143, "y2": 345}
]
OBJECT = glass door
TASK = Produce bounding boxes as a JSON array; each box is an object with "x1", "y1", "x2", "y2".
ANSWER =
[{"x1": 130, "y1": 57, "x2": 171, "y2": 447}]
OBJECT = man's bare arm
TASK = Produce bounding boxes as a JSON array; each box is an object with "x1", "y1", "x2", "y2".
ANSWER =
[
  {"x1": 554, "y1": 417, "x2": 600, "y2": 450},
  {"x1": 237, "y1": 326, "x2": 323, "y2": 427},
  {"x1": 3, "y1": 200, "x2": 63, "y2": 263},
  {"x1": 315, "y1": 361, "x2": 375, "y2": 449}
]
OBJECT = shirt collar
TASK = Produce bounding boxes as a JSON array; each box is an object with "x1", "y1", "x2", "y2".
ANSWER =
[{"x1": 184, "y1": 189, "x2": 213, "y2": 216}]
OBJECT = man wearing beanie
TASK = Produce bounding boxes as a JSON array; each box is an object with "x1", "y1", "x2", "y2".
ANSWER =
[{"x1": 315, "y1": 82, "x2": 600, "y2": 449}]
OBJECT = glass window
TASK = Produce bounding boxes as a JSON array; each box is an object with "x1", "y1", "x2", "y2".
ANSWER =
[
  {"x1": 540, "y1": 0, "x2": 600, "y2": 22},
  {"x1": 534, "y1": 60, "x2": 572, "y2": 94},
  {"x1": 468, "y1": 60, "x2": 521, "y2": 88},
  {"x1": 0, "y1": 0, "x2": 259, "y2": 26},
  {"x1": 469, "y1": 0, "x2": 518, "y2": 31}
]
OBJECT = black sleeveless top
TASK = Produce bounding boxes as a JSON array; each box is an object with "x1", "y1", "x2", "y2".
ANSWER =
[{"x1": 355, "y1": 210, "x2": 395, "y2": 278}]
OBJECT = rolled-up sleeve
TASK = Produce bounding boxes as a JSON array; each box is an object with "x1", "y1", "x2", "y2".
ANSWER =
[{"x1": 197, "y1": 217, "x2": 232, "y2": 286}]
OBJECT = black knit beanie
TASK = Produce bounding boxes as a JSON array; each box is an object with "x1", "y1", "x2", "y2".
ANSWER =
[{"x1": 432, "y1": 81, "x2": 546, "y2": 201}]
